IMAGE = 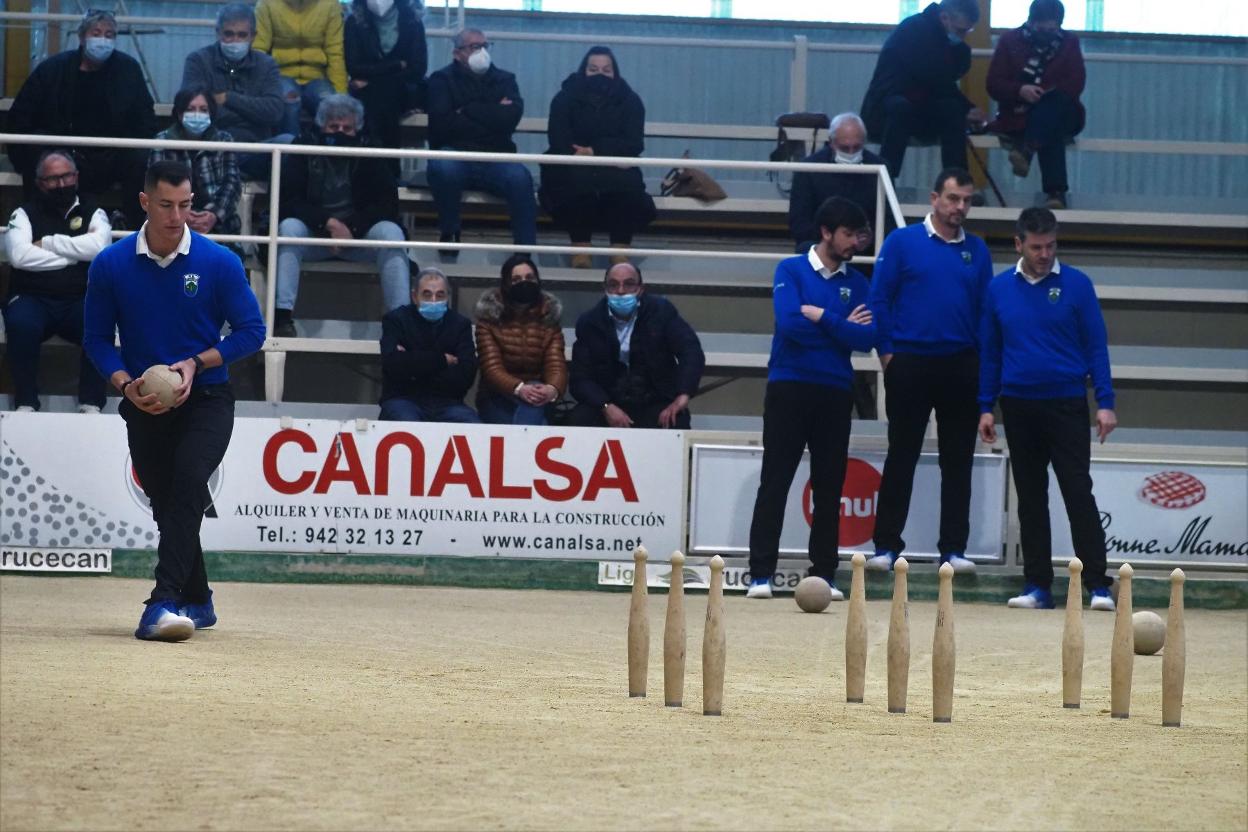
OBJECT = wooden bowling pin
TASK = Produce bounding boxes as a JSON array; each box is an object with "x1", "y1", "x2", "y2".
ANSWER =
[
  {"x1": 627, "y1": 546, "x2": 650, "y2": 698},
  {"x1": 887, "y1": 557, "x2": 910, "y2": 714},
  {"x1": 663, "y1": 551, "x2": 687, "y2": 708},
  {"x1": 702, "y1": 555, "x2": 726, "y2": 716},
  {"x1": 1110, "y1": 562, "x2": 1135, "y2": 719},
  {"x1": 845, "y1": 552, "x2": 868, "y2": 704},
  {"x1": 1062, "y1": 558, "x2": 1085, "y2": 709},
  {"x1": 1162, "y1": 568, "x2": 1186, "y2": 727},
  {"x1": 932, "y1": 562, "x2": 955, "y2": 723}
]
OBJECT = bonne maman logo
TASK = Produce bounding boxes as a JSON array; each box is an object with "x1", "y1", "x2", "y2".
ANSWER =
[{"x1": 1138, "y1": 471, "x2": 1207, "y2": 510}]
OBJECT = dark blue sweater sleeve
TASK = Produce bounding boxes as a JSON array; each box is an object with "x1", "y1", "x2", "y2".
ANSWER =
[
  {"x1": 977, "y1": 283, "x2": 1003, "y2": 413},
  {"x1": 817, "y1": 283, "x2": 877, "y2": 353},
  {"x1": 972, "y1": 241, "x2": 994, "y2": 352},
  {"x1": 215, "y1": 250, "x2": 266, "y2": 364},
  {"x1": 1075, "y1": 275, "x2": 1115, "y2": 410},
  {"x1": 867, "y1": 233, "x2": 900, "y2": 355},
  {"x1": 83, "y1": 252, "x2": 125, "y2": 379},
  {"x1": 773, "y1": 261, "x2": 834, "y2": 349}
]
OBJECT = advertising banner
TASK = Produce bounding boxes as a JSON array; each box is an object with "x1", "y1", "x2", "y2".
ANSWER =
[
  {"x1": 0, "y1": 413, "x2": 684, "y2": 560},
  {"x1": 687, "y1": 444, "x2": 1008, "y2": 562},
  {"x1": 598, "y1": 560, "x2": 811, "y2": 593},
  {"x1": 1050, "y1": 459, "x2": 1248, "y2": 569}
]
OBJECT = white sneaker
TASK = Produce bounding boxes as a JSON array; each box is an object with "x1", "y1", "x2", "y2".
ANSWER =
[
  {"x1": 15, "y1": 406, "x2": 35, "y2": 413},
  {"x1": 1089, "y1": 588, "x2": 1115, "y2": 611},
  {"x1": 865, "y1": 552, "x2": 896, "y2": 572},
  {"x1": 941, "y1": 554, "x2": 977, "y2": 574},
  {"x1": 745, "y1": 579, "x2": 773, "y2": 599},
  {"x1": 827, "y1": 583, "x2": 845, "y2": 602},
  {"x1": 77, "y1": 404, "x2": 101, "y2": 414}
]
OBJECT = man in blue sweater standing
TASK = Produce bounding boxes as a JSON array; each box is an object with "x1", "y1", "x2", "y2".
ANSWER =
[
  {"x1": 979, "y1": 207, "x2": 1117, "y2": 611},
  {"x1": 866, "y1": 168, "x2": 992, "y2": 574},
  {"x1": 84, "y1": 160, "x2": 266, "y2": 642},
  {"x1": 746, "y1": 197, "x2": 877, "y2": 599}
]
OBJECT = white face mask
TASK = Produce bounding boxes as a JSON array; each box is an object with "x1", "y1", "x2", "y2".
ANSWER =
[
  {"x1": 834, "y1": 149, "x2": 863, "y2": 165},
  {"x1": 366, "y1": 0, "x2": 394, "y2": 16},
  {"x1": 467, "y1": 48, "x2": 491, "y2": 75}
]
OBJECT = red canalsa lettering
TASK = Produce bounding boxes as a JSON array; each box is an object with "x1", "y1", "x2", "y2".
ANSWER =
[
  {"x1": 429, "y1": 435, "x2": 485, "y2": 498},
  {"x1": 488, "y1": 436, "x2": 532, "y2": 499},
  {"x1": 374, "y1": 432, "x2": 425, "y2": 496},
  {"x1": 533, "y1": 436, "x2": 582, "y2": 501},
  {"x1": 582, "y1": 439, "x2": 639, "y2": 502},
  {"x1": 314, "y1": 433, "x2": 370, "y2": 495},
  {"x1": 263, "y1": 429, "x2": 317, "y2": 494}
]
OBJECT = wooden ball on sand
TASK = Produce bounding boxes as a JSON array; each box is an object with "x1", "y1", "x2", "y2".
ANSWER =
[
  {"x1": 795, "y1": 577, "x2": 833, "y2": 613},
  {"x1": 1133, "y1": 611, "x2": 1166, "y2": 655}
]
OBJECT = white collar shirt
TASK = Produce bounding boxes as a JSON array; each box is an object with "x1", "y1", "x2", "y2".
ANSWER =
[
  {"x1": 1015, "y1": 257, "x2": 1062, "y2": 285},
  {"x1": 136, "y1": 222, "x2": 191, "y2": 269},
  {"x1": 806, "y1": 245, "x2": 847, "y2": 280},
  {"x1": 923, "y1": 213, "x2": 966, "y2": 244}
]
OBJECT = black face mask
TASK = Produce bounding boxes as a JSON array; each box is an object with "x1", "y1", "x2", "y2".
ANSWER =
[
  {"x1": 40, "y1": 185, "x2": 77, "y2": 212},
  {"x1": 507, "y1": 280, "x2": 541, "y2": 305},
  {"x1": 323, "y1": 132, "x2": 360, "y2": 146},
  {"x1": 583, "y1": 74, "x2": 614, "y2": 96}
]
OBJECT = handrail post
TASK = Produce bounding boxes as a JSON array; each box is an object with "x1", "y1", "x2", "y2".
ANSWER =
[
  {"x1": 265, "y1": 147, "x2": 282, "y2": 336},
  {"x1": 789, "y1": 35, "x2": 808, "y2": 113}
]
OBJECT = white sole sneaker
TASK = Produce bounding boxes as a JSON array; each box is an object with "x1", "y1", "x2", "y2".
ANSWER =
[
  {"x1": 745, "y1": 583, "x2": 773, "y2": 599},
  {"x1": 1007, "y1": 593, "x2": 1040, "y2": 609},
  {"x1": 943, "y1": 555, "x2": 977, "y2": 574},
  {"x1": 864, "y1": 554, "x2": 894, "y2": 572},
  {"x1": 828, "y1": 585, "x2": 845, "y2": 602},
  {"x1": 152, "y1": 611, "x2": 195, "y2": 641},
  {"x1": 1090, "y1": 595, "x2": 1115, "y2": 612}
]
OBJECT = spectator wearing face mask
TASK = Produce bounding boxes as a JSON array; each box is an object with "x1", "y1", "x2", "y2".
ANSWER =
[
  {"x1": 569, "y1": 262, "x2": 704, "y2": 430},
  {"x1": 273, "y1": 94, "x2": 409, "y2": 337},
  {"x1": 473, "y1": 255, "x2": 566, "y2": 425},
  {"x1": 149, "y1": 87, "x2": 242, "y2": 238},
  {"x1": 181, "y1": 3, "x2": 289, "y2": 180},
  {"x1": 253, "y1": 0, "x2": 348, "y2": 137},
  {"x1": 378, "y1": 268, "x2": 480, "y2": 423},
  {"x1": 426, "y1": 28, "x2": 536, "y2": 256},
  {"x1": 3, "y1": 149, "x2": 111, "y2": 413},
  {"x1": 345, "y1": 0, "x2": 428, "y2": 162},
  {"x1": 539, "y1": 46, "x2": 656, "y2": 269},
  {"x1": 7, "y1": 9, "x2": 156, "y2": 229}
]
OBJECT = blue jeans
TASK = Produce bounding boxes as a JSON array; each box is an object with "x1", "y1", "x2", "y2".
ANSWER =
[
  {"x1": 379, "y1": 396, "x2": 480, "y2": 423},
  {"x1": 2, "y1": 294, "x2": 106, "y2": 410},
  {"x1": 278, "y1": 76, "x2": 336, "y2": 137},
  {"x1": 426, "y1": 158, "x2": 537, "y2": 245},
  {"x1": 238, "y1": 133, "x2": 296, "y2": 181},
  {"x1": 276, "y1": 217, "x2": 410, "y2": 314},
  {"x1": 477, "y1": 390, "x2": 548, "y2": 425}
]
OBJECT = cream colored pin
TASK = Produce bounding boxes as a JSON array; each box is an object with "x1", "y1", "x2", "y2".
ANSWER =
[
  {"x1": 887, "y1": 557, "x2": 910, "y2": 714},
  {"x1": 627, "y1": 546, "x2": 650, "y2": 698},
  {"x1": 932, "y1": 562, "x2": 955, "y2": 723},
  {"x1": 1110, "y1": 563, "x2": 1135, "y2": 719},
  {"x1": 845, "y1": 552, "x2": 868, "y2": 704},
  {"x1": 1062, "y1": 558, "x2": 1085, "y2": 709},
  {"x1": 663, "y1": 551, "x2": 687, "y2": 708},
  {"x1": 1162, "y1": 568, "x2": 1186, "y2": 727},
  {"x1": 702, "y1": 555, "x2": 726, "y2": 716}
]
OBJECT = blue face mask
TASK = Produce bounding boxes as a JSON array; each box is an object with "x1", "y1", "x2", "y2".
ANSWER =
[
  {"x1": 181, "y1": 112, "x2": 212, "y2": 136},
  {"x1": 83, "y1": 37, "x2": 115, "y2": 63},
  {"x1": 419, "y1": 300, "x2": 448, "y2": 322},
  {"x1": 606, "y1": 292, "x2": 639, "y2": 317},
  {"x1": 219, "y1": 40, "x2": 250, "y2": 62}
]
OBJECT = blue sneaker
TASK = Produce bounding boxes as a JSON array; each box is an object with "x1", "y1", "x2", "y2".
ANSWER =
[
  {"x1": 865, "y1": 550, "x2": 897, "y2": 572},
  {"x1": 134, "y1": 600, "x2": 194, "y2": 642},
  {"x1": 746, "y1": 577, "x2": 773, "y2": 599},
  {"x1": 939, "y1": 552, "x2": 977, "y2": 574},
  {"x1": 1090, "y1": 587, "x2": 1115, "y2": 611},
  {"x1": 1007, "y1": 584, "x2": 1055, "y2": 609},
  {"x1": 179, "y1": 591, "x2": 216, "y2": 629}
]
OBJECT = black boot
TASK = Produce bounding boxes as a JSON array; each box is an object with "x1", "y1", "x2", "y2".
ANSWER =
[
  {"x1": 439, "y1": 231, "x2": 461, "y2": 261},
  {"x1": 274, "y1": 308, "x2": 296, "y2": 338}
]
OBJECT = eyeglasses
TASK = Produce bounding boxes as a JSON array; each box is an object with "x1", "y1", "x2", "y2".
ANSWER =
[
  {"x1": 38, "y1": 172, "x2": 78, "y2": 186},
  {"x1": 458, "y1": 41, "x2": 491, "y2": 53}
]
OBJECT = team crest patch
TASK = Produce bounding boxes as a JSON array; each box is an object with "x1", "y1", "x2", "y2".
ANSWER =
[
  {"x1": 1048, "y1": 287, "x2": 1062, "y2": 304},
  {"x1": 69, "y1": 216, "x2": 83, "y2": 231},
  {"x1": 961, "y1": 251, "x2": 972, "y2": 264},
  {"x1": 183, "y1": 273, "x2": 201, "y2": 297},
  {"x1": 839, "y1": 286, "x2": 852, "y2": 305}
]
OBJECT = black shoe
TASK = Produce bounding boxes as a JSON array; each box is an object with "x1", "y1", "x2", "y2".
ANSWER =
[
  {"x1": 274, "y1": 308, "x2": 296, "y2": 338},
  {"x1": 439, "y1": 231, "x2": 461, "y2": 261}
]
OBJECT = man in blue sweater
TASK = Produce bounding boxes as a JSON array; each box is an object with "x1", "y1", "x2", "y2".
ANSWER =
[
  {"x1": 84, "y1": 160, "x2": 266, "y2": 642},
  {"x1": 867, "y1": 168, "x2": 992, "y2": 574},
  {"x1": 746, "y1": 197, "x2": 877, "y2": 600},
  {"x1": 979, "y1": 207, "x2": 1117, "y2": 611}
]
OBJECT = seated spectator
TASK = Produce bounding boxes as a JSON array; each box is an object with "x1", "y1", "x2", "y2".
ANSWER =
[
  {"x1": 987, "y1": 0, "x2": 1085, "y2": 210},
  {"x1": 474, "y1": 255, "x2": 566, "y2": 425},
  {"x1": 181, "y1": 2, "x2": 290, "y2": 181},
  {"x1": 379, "y1": 267, "x2": 479, "y2": 423},
  {"x1": 7, "y1": 9, "x2": 155, "y2": 228},
  {"x1": 539, "y1": 46, "x2": 656, "y2": 269},
  {"x1": 345, "y1": 0, "x2": 428, "y2": 160},
  {"x1": 253, "y1": 0, "x2": 347, "y2": 137},
  {"x1": 426, "y1": 28, "x2": 536, "y2": 255},
  {"x1": 860, "y1": 0, "x2": 986, "y2": 180},
  {"x1": 569, "y1": 263, "x2": 704, "y2": 430},
  {"x1": 274, "y1": 95, "x2": 410, "y2": 337},
  {"x1": 788, "y1": 112, "x2": 889, "y2": 254},
  {"x1": 3, "y1": 150, "x2": 111, "y2": 413},
  {"x1": 149, "y1": 87, "x2": 242, "y2": 237}
]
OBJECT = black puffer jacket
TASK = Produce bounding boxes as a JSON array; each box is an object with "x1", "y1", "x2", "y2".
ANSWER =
[
  {"x1": 426, "y1": 61, "x2": 523, "y2": 152},
  {"x1": 540, "y1": 72, "x2": 648, "y2": 204}
]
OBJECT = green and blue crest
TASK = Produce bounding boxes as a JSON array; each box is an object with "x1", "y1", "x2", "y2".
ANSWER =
[
  {"x1": 1048, "y1": 287, "x2": 1062, "y2": 304},
  {"x1": 839, "y1": 286, "x2": 853, "y2": 305},
  {"x1": 183, "y1": 273, "x2": 200, "y2": 297}
]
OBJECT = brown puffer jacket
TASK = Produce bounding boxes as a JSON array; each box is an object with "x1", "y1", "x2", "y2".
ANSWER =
[{"x1": 473, "y1": 288, "x2": 568, "y2": 396}]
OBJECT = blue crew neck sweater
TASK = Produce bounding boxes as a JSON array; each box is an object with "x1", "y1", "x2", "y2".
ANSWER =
[
  {"x1": 84, "y1": 231, "x2": 266, "y2": 386},
  {"x1": 978, "y1": 262, "x2": 1115, "y2": 412},
  {"x1": 867, "y1": 222, "x2": 993, "y2": 356},
  {"x1": 767, "y1": 254, "x2": 876, "y2": 390}
]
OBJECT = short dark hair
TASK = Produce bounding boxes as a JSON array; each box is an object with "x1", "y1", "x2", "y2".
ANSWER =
[
  {"x1": 144, "y1": 160, "x2": 192, "y2": 192},
  {"x1": 604, "y1": 261, "x2": 642, "y2": 285},
  {"x1": 933, "y1": 166, "x2": 974, "y2": 194},
  {"x1": 172, "y1": 85, "x2": 217, "y2": 123},
  {"x1": 499, "y1": 253, "x2": 540, "y2": 294},
  {"x1": 814, "y1": 196, "x2": 869, "y2": 238},
  {"x1": 1028, "y1": 0, "x2": 1065, "y2": 25},
  {"x1": 1015, "y1": 207, "x2": 1059, "y2": 240},
  {"x1": 940, "y1": 0, "x2": 980, "y2": 25}
]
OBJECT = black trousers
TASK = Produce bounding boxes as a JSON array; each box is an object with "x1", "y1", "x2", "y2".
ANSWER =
[
  {"x1": 568, "y1": 398, "x2": 690, "y2": 430},
  {"x1": 878, "y1": 95, "x2": 969, "y2": 179},
  {"x1": 548, "y1": 190, "x2": 656, "y2": 245},
  {"x1": 873, "y1": 350, "x2": 978, "y2": 556},
  {"x1": 748, "y1": 381, "x2": 854, "y2": 581},
  {"x1": 120, "y1": 384, "x2": 235, "y2": 605},
  {"x1": 1020, "y1": 90, "x2": 1083, "y2": 195},
  {"x1": 1001, "y1": 396, "x2": 1110, "y2": 592}
]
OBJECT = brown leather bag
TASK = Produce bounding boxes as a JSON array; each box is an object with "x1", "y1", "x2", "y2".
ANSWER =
[{"x1": 659, "y1": 151, "x2": 727, "y2": 203}]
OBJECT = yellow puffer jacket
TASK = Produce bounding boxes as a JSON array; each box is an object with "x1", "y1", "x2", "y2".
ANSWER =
[{"x1": 253, "y1": 0, "x2": 347, "y2": 92}]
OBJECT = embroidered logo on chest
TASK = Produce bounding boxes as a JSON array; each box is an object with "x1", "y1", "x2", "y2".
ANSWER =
[
  {"x1": 961, "y1": 251, "x2": 972, "y2": 264},
  {"x1": 839, "y1": 286, "x2": 852, "y2": 305},
  {"x1": 1048, "y1": 287, "x2": 1062, "y2": 304},
  {"x1": 183, "y1": 273, "x2": 201, "y2": 297}
]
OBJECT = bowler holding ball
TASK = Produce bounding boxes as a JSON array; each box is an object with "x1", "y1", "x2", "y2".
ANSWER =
[{"x1": 84, "y1": 160, "x2": 265, "y2": 642}]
